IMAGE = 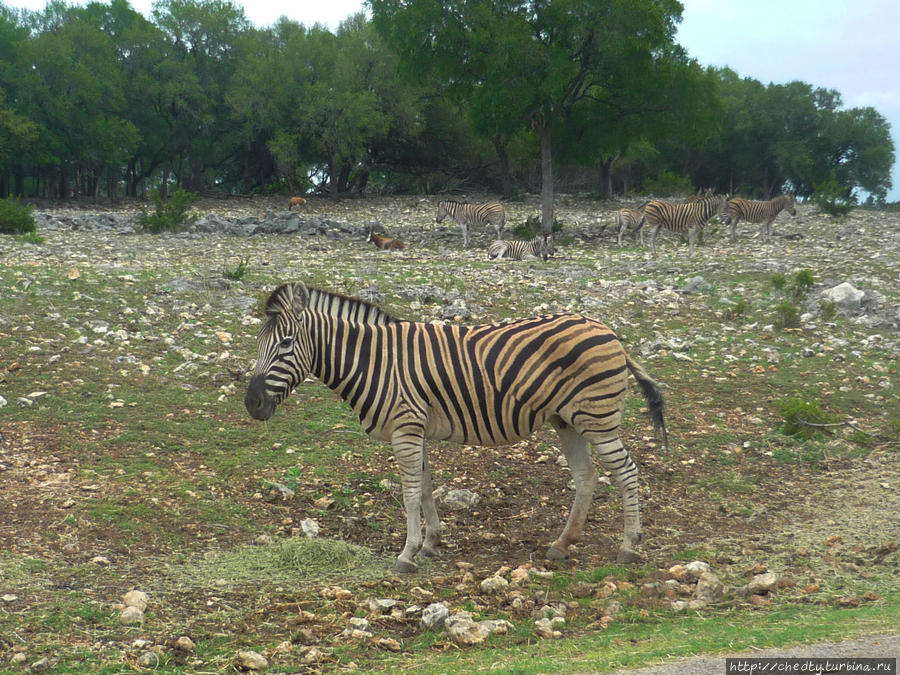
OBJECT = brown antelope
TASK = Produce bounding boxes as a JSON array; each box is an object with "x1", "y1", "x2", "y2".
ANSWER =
[
  {"x1": 367, "y1": 230, "x2": 406, "y2": 250},
  {"x1": 288, "y1": 196, "x2": 307, "y2": 210}
]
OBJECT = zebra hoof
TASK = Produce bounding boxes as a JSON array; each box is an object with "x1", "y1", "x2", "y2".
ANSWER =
[
  {"x1": 545, "y1": 545, "x2": 569, "y2": 561},
  {"x1": 616, "y1": 549, "x2": 640, "y2": 564},
  {"x1": 419, "y1": 545, "x2": 439, "y2": 559},
  {"x1": 394, "y1": 558, "x2": 418, "y2": 574}
]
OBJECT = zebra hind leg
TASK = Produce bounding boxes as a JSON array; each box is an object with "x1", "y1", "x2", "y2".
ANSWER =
[
  {"x1": 582, "y1": 428, "x2": 642, "y2": 564},
  {"x1": 546, "y1": 421, "x2": 598, "y2": 561}
]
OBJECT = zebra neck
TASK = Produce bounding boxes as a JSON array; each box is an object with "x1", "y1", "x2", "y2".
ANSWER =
[{"x1": 309, "y1": 317, "x2": 391, "y2": 408}]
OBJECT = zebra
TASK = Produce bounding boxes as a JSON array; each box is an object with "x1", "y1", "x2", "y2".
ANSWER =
[
  {"x1": 643, "y1": 194, "x2": 726, "y2": 256},
  {"x1": 487, "y1": 234, "x2": 555, "y2": 261},
  {"x1": 724, "y1": 194, "x2": 797, "y2": 242},
  {"x1": 615, "y1": 206, "x2": 646, "y2": 247},
  {"x1": 435, "y1": 200, "x2": 506, "y2": 247},
  {"x1": 245, "y1": 282, "x2": 668, "y2": 573}
]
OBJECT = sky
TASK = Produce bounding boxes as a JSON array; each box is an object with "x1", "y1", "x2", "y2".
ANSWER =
[{"x1": 9, "y1": 0, "x2": 900, "y2": 201}]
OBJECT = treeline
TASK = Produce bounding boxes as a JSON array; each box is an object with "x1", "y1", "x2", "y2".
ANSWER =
[{"x1": 0, "y1": 0, "x2": 894, "y2": 204}]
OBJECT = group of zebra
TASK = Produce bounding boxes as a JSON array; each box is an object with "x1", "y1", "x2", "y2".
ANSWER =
[
  {"x1": 432, "y1": 194, "x2": 796, "y2": 260},
  {"x1": 615, "y1": 192, "x2": 797, "y2": 256},
  {"x1": 435, "y1": 199, "x2": 555, "y2": 261}
]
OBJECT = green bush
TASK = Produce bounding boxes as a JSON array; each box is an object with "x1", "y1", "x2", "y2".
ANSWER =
[
  {"x1": 0, "y1": 198, "x2": 37, "y2": 235},
  {"x1": 814, "y1": 171, "x2": 856, "y2": 220},
  {"x1": 139, "y1": 188, "x2": 199, "y2": 233},
  {"x1": 776, "y1": 397, "x2": 841, "y2": 440},
  {"x1": 774, "y1": 300, "x2": 801, "y2": 330},
  {"x1": 223, "y1": 258, "x2": 249, "y2": 281},
  {"x1": 643, "y1": 170, "x2": 694, "y2": 196},
  {"x1": 770, "y1": 273, "x2": 787, "y2": 291},
  {"x1": 513, "y1": 214, "x2": 563, "y2": 239}
]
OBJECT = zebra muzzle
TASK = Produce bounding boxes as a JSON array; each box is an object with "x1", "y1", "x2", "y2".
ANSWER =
[{"x1": 245, "y1": 374, "x2": 277, "y2": 420}]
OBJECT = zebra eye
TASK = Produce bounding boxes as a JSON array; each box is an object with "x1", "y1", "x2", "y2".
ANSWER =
[{"x1": 278, "y1": 336, "x2": 294, "y2": 351}]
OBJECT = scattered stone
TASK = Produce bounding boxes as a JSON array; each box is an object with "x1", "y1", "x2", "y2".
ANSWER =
[
  {"x1": 746, "y1": 572, "x2": 780, "y2": 595},
  {"x1": 300, "y1": 518, "x2": 319, "y2": 537},
  {"x1": 123, "y1": 590, "x2": 149, "y2": 611},
  {"x1": 236, "y1": 650, "x2": 269, "y2": 671},
  {"x1": 1, "y1": 594, "x2": 18, "y2": 603},
  {"x1": 441, "y1": 488, "x2": 480, "y2": 510},
  {"x1": 447, "y1": 613, "x2": 491, "y2": 646},
  {"x1": 480, "y1": 575, "x2": 509, "y2": 593},
  {"x1": 137, "y1": 651, "x2": 159, "y2": 668},
  {"x1": 534, "y1": 617, "x2": 562, "y2": 639},
  {"x1": 693, "y1": 571, "x2": 725, "y2": 605},
  {"x1": 685, "y1": 561, "x2": 710, "y2": 579},
  {"x1": 174, "y1": 636, "x2": 196, "y2": 651},
  {"x1": 368, "y1": 598, "x2": 398, "y2": 613},
  {"x1": 420, "y1": 602, "x2": 450, "y2": 630},
  {"x1": 119, "y1": 606, "x2": 144, "y2": 624},
  {"x1": 821, "y1": 282, "x2": 865, "y2": 311}
]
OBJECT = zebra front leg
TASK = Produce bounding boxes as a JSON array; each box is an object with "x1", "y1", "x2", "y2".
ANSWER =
[
  {"x1": 650, "y1": 224, "x2": 661, "y2": 256},
  {"x1": 462, "y1": 224, "x2": 470, "y2": 248},
  {"x1": 688, "y1": 225, "x2": 697, "y2": 257},
  {"x1": 546, "y1": 423, "x2": 597, "y2": 561},
  {"x1": 392, "y1": 427, "x2": 427, "y2": 573},
  {"x1": 419, "y1": 450, "x2": 442, "y2": 558}
]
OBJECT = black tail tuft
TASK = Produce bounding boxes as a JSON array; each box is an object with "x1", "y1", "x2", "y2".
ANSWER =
[{"x1": 626, "y1": 355, "x2": 669, "y2": 451}]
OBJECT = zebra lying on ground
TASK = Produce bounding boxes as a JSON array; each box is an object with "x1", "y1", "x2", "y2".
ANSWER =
[
  {"x1": 435, "y1": 200, "x2": 506, "y2": 247},
  {"x1": 724, "y1": 194, "x2": 797, "y2": 242},
  {"x1": 615, "y1": 206, "x2": 647, "y2": 246},
  {"x1": 487, "y1": 234, "x2": 555, "y2": 261},
  {"x1": 245, "y1": 282, "x2": 668, "y2": 573},
  {"x1": 643, "y1": 194, "x2": 726, "y2": 256}
]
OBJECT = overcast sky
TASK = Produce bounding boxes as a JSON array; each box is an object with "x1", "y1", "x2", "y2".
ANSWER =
[{"x1": 9, "y1": 0, "x2": 900, "y2": 200}]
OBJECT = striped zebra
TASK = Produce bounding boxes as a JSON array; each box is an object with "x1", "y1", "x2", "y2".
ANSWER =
[
  {"x1": 643, "y1": 194, "x2": 726, "y2": 256},
  {"x1": 435, "y1": 200, "x2": 506, "y2": 247},
  {"x1": 615, "y1": 206, "x2": 646, "y2": 247},
  {"x1": 487, "y1": 234, "x2": 555, "y2": 261},
  {"x1": 245, "y1": 282, "x2": 668, "y2": 573},
  {"x1": 724, "y1": 194, "x2": 796, "y2": 242}
]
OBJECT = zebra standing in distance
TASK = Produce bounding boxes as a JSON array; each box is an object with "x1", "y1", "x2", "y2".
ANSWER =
[
  {"x1": 245, "y1": 282, "x2": 668, "y2": 573},
  {"x1": 643, "y1": 194, "x2": 727, "y2": 256},
  {"x1": 615, "y1": 205, "x2": 647, "y2": 247},
  {"x1": 487, "y1": 234, "x2": 555, "y2": 261},
  {"x1": 435, "y1": 199, "x2": 506, "y2": 247},
  {"x1": 725, "y1": 194, "x2": 797, "y2": 243}
]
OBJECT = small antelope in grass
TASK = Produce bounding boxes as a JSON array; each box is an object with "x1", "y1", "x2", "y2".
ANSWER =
[
  {"x1": 288, "y1": 196, "x2": 307, "y2": 210},
  {"x1": 366, "y1": 229, "x2": 406, "y2": 251}
]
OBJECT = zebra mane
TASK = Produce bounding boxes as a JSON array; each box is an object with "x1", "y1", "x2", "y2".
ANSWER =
[{"x1": 262, "y1": 283, "x2": 397, "y2": 326}]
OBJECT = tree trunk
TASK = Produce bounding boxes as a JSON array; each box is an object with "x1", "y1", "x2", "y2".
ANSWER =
[
  {"x1": 493, "y1": 135, "x2": 513, "y2": 199},
  {"x1": 595, "y1": 155, "x2": 615, "y2": 198},
  {"x1": 539, "y1": 125, "x2": 554, "y2": 235}
]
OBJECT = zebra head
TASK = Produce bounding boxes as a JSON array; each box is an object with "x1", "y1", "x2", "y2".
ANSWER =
[
  {"x1": 245, "y1": 282, "x2": 314, "y2": 421},
  {"x1": 435, "y1": 200, "x2": 449, "y2": 223},
  {"x1": 783, "y1": 194, "x2": 797, "y2": 216},
  {"x1": 539, "y1": 233, "x2": 556, "y2": 260}
]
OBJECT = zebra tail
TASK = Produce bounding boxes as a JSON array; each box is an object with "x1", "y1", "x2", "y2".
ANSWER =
[{"x1": 625, "y1": 354, "x2": 669, "y2": 451}]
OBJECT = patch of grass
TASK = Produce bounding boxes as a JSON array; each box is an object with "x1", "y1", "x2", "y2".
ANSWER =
[
  {"x1": 774, "y1": 300, "x2": 801, "y2": 329},
  {"x1": 694, "y1": 471, "x2": 757, "y2": 495},
  {"x1": 222, "y1": 257, "x2": 249, "y2": 280}
]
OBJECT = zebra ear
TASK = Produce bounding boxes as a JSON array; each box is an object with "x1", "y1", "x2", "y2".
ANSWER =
[{"x1": 289, "y1": 282, "x2": 310, "y2": 315}]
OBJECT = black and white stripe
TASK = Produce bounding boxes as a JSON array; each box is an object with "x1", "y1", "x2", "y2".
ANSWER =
[
  {"x1": 615, "y1": 206, "x2": 646, "y2": 246},
  {"x1": 643, "y1": 194, "x2": 726, "y2": 256},
  {"x1": 725, "y1": 194, "x2": 797, "y2": 242},
  {"x1": 435, "y1": 200, "x2": 506, "y2": 247},
  {"x1": 487, "y1": 235, "x2": 554, "y2": 261},
  {"x1": 245, "y1": 283, "x2": 668, "y2": 573}
]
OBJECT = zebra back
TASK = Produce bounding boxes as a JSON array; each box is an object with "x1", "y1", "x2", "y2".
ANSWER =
[{"x1": 487, "y1": 235, "x2": 553, "y2": 261}]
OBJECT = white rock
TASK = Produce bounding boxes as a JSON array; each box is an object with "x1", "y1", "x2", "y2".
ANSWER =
[
  {"x1": 122, "y1": 590, "x2": 149, "y2": 611},
  {"x1": 420, "y1": 603, "x2": 450, "y2": 629},
  {"x1": 236, "y1": 650, "x2": 269, "y2": 670},
  {"x1": 300, "y1": 518, "x2": 319, "y2": 537},
  {"x1": 120, "y1": 606, "x2": 144, "y2": 624},
  {"x1": 480, "y1": 575, "x2": 509, "y2": 593}
]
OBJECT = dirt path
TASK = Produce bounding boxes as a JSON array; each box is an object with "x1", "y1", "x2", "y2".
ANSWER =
[{"x1": 607, "y1": 634, "x2": 899, "y2": 674}]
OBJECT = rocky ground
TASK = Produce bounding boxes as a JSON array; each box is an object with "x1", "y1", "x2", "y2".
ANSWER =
[{"x1": 1, "y1": 194, "x2": 898, "y2": 672}]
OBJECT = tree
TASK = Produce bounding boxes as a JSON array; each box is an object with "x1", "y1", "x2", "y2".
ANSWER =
[{"x1": 371, "y1": 0, "x2": 691, "y2": 231}]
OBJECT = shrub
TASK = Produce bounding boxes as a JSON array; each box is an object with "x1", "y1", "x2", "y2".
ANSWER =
[
  {"x1": 223, "y1": 258, "x2": 249, "y2": 281},
  {"x1": 774, "y1": 300, "x2": 801, "y2": 330},
  {"x1": 139, "y1": 188, "x2": 199, "y2": 233},
  {"x1": 0, "y1": 198, "x2": 37, "y2": 235},
  {"x1": 814, "y1": 171, "x2": 856, "y2": 221},
  {"x1": 513, "y1": 214, "x2": 563, "y2": 239},
  {"x1": 770, "y1": 273, "x2": 787, "y2": 291},
  {"x1": 791, "y1": 269, "x2": 815, "y2": 297},
  {"x1": 776, "y1": 397, "x2": 841, "y2": 440},
  {"x1": 643, "y1": 170, "x2": 694, "y2": 196}
]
